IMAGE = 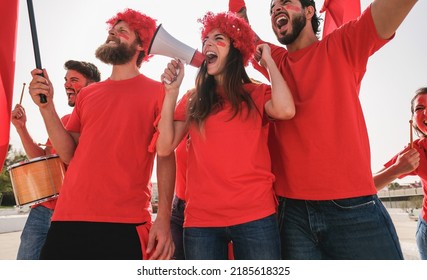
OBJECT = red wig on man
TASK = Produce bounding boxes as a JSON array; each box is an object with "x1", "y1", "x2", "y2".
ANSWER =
[{"x1": 106, "y1": 8, "x2": 157, "y2": 63}]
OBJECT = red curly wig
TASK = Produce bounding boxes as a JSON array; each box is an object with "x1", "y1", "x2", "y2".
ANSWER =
[
  {"x1": 106, "y1": 8, "x2": 157, "y2": 63},
  {"x1": 199, "y1": 11, "x2": 255, "y2": 66}
]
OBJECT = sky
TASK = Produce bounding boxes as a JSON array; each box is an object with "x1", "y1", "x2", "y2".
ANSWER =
[{"x1": 8, "y1": 0, "x2": 427, "y2": 184}]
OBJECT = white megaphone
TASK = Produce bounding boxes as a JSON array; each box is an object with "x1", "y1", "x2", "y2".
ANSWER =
[{"x1": 148, "y1": 24, "x2": 205, "y2": 68}]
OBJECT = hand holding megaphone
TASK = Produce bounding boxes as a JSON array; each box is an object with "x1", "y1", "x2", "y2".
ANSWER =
[
  {"x1": 148, "y1": 24, "x2": 205, "y2": 68},
  {"x1": 161, "y1": 59, "x2": 184, "y2": 87}
]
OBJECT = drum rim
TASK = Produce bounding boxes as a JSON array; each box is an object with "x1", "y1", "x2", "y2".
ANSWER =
[
  {"x1": 7, "y1": 154, "x2": 60, "y2": 170},
  {"x1": 16, "y1": 194, "x2": 59, "y2": 206}
]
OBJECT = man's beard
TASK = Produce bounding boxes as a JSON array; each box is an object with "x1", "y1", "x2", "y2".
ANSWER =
[
  {"x1": 276, "y1": 12, "x2": 306, "y2": 45},
  {"x1": 95, "y1": 40, "x2": 139, "y2": 65}
]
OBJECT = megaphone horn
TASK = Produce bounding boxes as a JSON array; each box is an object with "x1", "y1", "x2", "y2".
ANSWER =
[{"x1": 148, "y1": 24, "x2": 205, "y2": 68}]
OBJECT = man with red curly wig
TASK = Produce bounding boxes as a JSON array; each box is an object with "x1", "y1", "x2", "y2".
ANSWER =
[{"x1": 28, "y1": 8, "x2": 175, "y2": 260}]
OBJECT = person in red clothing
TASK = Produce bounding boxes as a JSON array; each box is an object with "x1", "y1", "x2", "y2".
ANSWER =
[
  {"x1": 374, "y1": 87, "x2": 427, "y2": 260},
  {"x1": 157, "y1": 11, "x2": 295, "y2": 260},
  {"x1": 28, "y1": 9, "x2": 175, "y2": 260},
  {"x1": 11, "y1": 60, "x2": 100, "y2": 260},
  {"x1": 232, "y1": 0, "x2": 418, "y2": 259},
  {"x1": 171, "y1": 135, "x2": 235, "y2": 260}
]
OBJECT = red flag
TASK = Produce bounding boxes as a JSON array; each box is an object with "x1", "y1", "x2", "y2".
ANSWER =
[
  {"x1": 229, "y1": 0, "x2": 246, "y2": 13},
  {"x1": 0, "y1": 0, "x2": 19, "y2": 168},
  {"x1": 320, "y1": 0, "x2": 361, "y2": 37}
]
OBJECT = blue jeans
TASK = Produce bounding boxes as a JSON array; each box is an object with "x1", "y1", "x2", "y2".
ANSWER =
[
  {"x1": 170, "y1": 195, "x2": 186, "y2": 260},
  {"x1": 184, "y1": 214, "x2": 280, "y2": 260},
  {"x1": 17, "y1": 205, "x2": 53, "y2": 260},
  {"x1": 416, "y1": 215, "x2": 427, "y2": 260},
  {"x1": 277, "y1": 195, "x2": 403, "y2": 260}
]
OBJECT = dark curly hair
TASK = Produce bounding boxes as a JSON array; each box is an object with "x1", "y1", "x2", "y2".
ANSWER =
[{"x1": 64, "y1": 60, "x2": 101, "y2": 83}]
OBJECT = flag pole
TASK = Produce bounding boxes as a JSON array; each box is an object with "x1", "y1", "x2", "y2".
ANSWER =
[{"x1": 26, "y1": 0, "x2": 47, "y2": 103}]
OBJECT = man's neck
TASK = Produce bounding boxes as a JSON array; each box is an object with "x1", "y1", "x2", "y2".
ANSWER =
[
  {"x1": 286, "y1": 32, "x2": 318, "y2": 53},
  {"x1": 109, "y1": 63, "x2": 141, "y2": 81}
]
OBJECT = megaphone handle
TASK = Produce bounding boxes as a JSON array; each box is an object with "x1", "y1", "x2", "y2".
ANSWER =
[
  {"x1": 163, "y1": 77, "x2": 172, "y2": 85},
  {"x1": 163, "y1": 70, "x2": 179, "y2": 85},
  {"x1": 163, "y1": 59, "x2": 181, "y2": 85}
]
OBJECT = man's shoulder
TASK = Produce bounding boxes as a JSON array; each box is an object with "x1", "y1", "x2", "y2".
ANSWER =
[{"x1": 137, "y1": 74, "x2": 162, "y2": 87}]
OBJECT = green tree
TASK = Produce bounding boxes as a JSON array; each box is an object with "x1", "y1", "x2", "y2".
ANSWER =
[{"x1": 388, "y1": 182, "x2": 401, "y2": 190}]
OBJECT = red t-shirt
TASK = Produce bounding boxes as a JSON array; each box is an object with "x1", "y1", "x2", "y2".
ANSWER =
[
  {"x1": 384, "y1": 138, "x2": 427, "y2": 222},
  {"x1": 260, "y1": 5, "x2": 392, "y2": 200},
  {"x1": 175, "y1": 83, "x2": 276, "y2": 227},
  {"x1": 52, "y1": 75, "x2": 164, "y2": 223}
]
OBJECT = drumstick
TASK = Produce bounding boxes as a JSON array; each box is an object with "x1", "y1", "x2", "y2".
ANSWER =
[
  {"x1": 19, "y1": 83, "x2": 26, "y2": 105},
  {"x1": 409, "y1": 119, "x2": 414, "y2": 149}
]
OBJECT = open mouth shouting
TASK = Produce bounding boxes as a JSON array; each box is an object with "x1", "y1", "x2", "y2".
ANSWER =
[
  {"x1": 275, "y1": 13, "x2": 289, "y2": 30},
  {"x1": 66, "y1": 88, "x2": 77, "y2": 99},
  {"x1": 106, "y1": 36, "x2": 120, "y2": 45},
  {"x1": 205, "y1": 51, "x2": 218, "y2": 65}
]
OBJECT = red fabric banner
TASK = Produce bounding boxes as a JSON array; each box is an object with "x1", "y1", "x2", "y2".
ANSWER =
[
  {"x1": 320, "y1": 0, "x2": 361, "y2": 37},
  {"x1": 0, "y1": 0, "x2": 19, "y2": 168},
  {"x1": 229, "y1": 0, "x2": 246, "y2": 13}
]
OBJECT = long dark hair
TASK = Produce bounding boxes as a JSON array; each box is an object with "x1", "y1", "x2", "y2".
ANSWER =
[{"x1": 187, "y1": 43, "x2": 256, "y2": 129}]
